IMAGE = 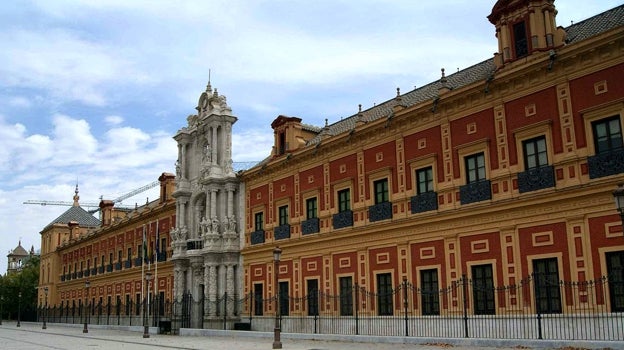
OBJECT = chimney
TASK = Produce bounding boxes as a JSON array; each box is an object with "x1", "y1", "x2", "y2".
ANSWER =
[{"x1": 99, "y1": 200, "x2": 114, "y2": 227}]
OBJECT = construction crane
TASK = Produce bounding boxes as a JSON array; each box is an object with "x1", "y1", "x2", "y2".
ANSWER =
[{"x1": 23, "y1": 181, "x2": 160, "y2": 212}]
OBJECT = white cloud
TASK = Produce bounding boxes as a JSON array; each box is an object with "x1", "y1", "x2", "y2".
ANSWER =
[
  {"x1": 8, "y1": 96, "x2": 32, "y2": 108},
  {"x1": 105, "y1": 115, "x2": 124, "y2": 126}
]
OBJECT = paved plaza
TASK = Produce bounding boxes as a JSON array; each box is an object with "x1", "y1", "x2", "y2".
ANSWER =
[{"x1": 0, "y1": 321, "x2": 622, "y2": 350}]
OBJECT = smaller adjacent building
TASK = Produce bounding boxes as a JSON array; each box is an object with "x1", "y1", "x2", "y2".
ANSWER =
[{"x1": 7, "y1": 240, "x2": 35, "y2": 275}]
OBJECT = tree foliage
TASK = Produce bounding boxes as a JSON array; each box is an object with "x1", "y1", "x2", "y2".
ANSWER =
[{"x1": 0, "y1": 254, "x2": 40, "y2": 320}]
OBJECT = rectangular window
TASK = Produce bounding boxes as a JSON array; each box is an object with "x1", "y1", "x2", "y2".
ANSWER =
[
  {"x1": 137, "y1": 245, "x2": 142, "y2": 259},
  {"x1": 472, "y1": 264, "x2": 495, "y2": 315},
  {"x1": 465, "y1": 153, "x2": 486, "y2": 183},
  {"x1": 339, "y1": 276, "x2": 353, "y2": 316},
  {"x1": 533, "y1": 258, "x2": 562, "y2": 314},
  {"x1": 254, "y1": 212, "x2": 264, "y2": 231},
  {"x1": 374, "y1": 178, "x2": 389, "y2": 204},
  {"x1": 513, "y1": 21, "x2": 528, "y2": 58},
  {"x1": 278, "y1": 205, "x2": 289, "y2": 226},
  {"x1": 523, "y1": 136, "x2": 548, "y2": 169},
  {"x1": 592, "y1": 116, "x2": 623, "y2": 154},
  {"x1": 279, "y1": 281, "x2": 289, "y2": 316},
  {"x1": 338, "y1": 188, "x2": 351, "y2": 212},
  {"x1": 125, "y1": 294, "x2": 131, "y2": 315},
  {"x1": 307, "y1": 279, "x2": 319, "y2": 316},
  {"x1": 87, "y1": 259, "x2": 90, "y2": 269},
  {"x1": 135, "y1": 293, "x2": 141, "y2": 315},
  {"x1": 420, "y1": 269, "x2": 440, "y2": 316},
  {"x1": 416, "y1": 167, "x2": 434, "y2": 194},
  {"x1": 118, "y1": 250, "x2": 122, "y2": 262},
  {"x1": 127, "y1": 247, "x2": 132, "y2": 260},
  {"x1": 109, "y1": 253, "x2": 113, "y2": 265},
  {"x1": 607, "y1": 251, "x2": 624, "y2": 312},
  {"x1": 306, "y1": 197, "x2": 318, "y2": 220},
  {"x1": 376, "y1": 273, "x2": 393, "y2": 316},
  {"x1": 253, "y1": 283, "x2": 264, "y2": 316}
]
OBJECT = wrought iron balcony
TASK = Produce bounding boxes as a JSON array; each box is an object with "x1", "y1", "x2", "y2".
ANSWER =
[
  {"x1": 274, "y1": 224, "x2": 291, "y2": 240},
  {"x1": 134, "y1": 257, "x2": 143, "y2": 267},
  {"x1": 84, "y1": 269, "x2": 90, "y2": 277},
  {"x1": 157, "y1": 252, "x2": 167, "y2": 262},
  {"x1": 333, "y1": 210, "x2": 353, "y2": 229},
  {"x1": 98, "y1": 266, "x2": 104, "y2": 274},
  {"x1": 251, "y1": 230, "x2": 265, "y2": 245},
  {"x1": 410, "y1": 191, "x2": 438, "y2": 214},
  {"x1": 77, "y1": 271, "x2": 83, "y2": 278},
  {"x1": 518, "y1": 165, "x2": 555, "y2": 193},
  {"x1": 71, "y1": 272, "x2": 77, "y2": 279},
  {"x1": 124, "y1": 260, "x2": 132, "y2": 269},
  {"x1": 60, "y1": 275, "x2": 65, "y2": 282},
  {"x1": 115, "y1": 262, "x2": 122, "y2": 271},
  {"x1": 460, "y1": 180, "x2": 492, "y2": 204},
  {"x1": 91, "y1": 267, "x2": 97, "y2": 276},
  {"x1": 369, "y1": 201, "x2": 392, "y2": 222},
  {"x1": 302, "y1": 218, "x2": 320, "y2": 235},
  {"x1": 588, "y1": 149, "x2": 624, "y2": 179},
  {"x1": 106, "y1": 264, "x2": 113, "y2": 273}
]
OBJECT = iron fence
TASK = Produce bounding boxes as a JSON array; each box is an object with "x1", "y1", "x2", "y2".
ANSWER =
[{"x1": 38, "y1": 274, "x2": 624, "y2": 340}]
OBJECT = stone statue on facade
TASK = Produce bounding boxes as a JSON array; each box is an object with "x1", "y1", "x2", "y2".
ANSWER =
[
  {"x1": 200, "y1": 216, "x2": 209, "y2": 236},
  {"x1": 211, "y1": 217, "x2": 220, "y2": 234}
]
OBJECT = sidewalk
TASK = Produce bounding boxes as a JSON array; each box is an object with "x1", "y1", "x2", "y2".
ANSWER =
[{"x1": 0, "y1": 321, "x2": 621, "y2": 350}]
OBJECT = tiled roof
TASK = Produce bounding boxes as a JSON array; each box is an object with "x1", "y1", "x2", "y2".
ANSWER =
[
  {"x1": 9, "y1": 243, "x2": 29, "y2": 257},
  {"x1": 42, "y1": 205, "x2": 101, "y2": 232},
  {"x1": 302, "y1": 4, "x2": 624, "y2": 147}
]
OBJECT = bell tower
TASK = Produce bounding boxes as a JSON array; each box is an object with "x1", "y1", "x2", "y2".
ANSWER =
[{"x1": 488, "y1": 0, "x2": 566, "y2": 67}]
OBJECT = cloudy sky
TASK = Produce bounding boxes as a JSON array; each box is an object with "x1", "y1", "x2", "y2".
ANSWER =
[{"x1": 1, "y1": 0, "x2": 621, "y2": 274}]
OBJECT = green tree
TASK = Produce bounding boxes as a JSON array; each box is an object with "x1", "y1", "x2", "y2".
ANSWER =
[{"x1": 0, "y1": 255, "x2": 40, "y2": 321}]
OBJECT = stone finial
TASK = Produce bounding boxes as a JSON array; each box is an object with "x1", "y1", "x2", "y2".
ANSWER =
[{"x1": 73, "y1": 184, "x2": 80, "y2": 206}]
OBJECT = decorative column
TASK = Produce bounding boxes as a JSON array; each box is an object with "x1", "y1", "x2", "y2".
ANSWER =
[
  {"x1": 210, "y1": 189, "x2": 219, "y2": 219},
  {"x1": 226, "y1": 264, "x2": 235, "y2": 315},
  {"x1": 180, "y1": 143, "x2": 187, "y2": 179},
  {"x1": 208, "y1": 264, "x2": 218, "y2": 316},
  {"x1": 211, "y1": 126, "x2": 218, "y2": 166}
]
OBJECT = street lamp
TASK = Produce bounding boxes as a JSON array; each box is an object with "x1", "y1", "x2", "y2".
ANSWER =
[
  {"x1": 17, "y1": 292, "x2": 21, "y2": 327},
  {"x1": 272, "y1": 246, "x2": 282, "y2": 349},
  {"x1": 613, "y1": 183, "x2": 624, "y2": 234},
  {"x1": 143, "y1": 271, "x2": 152, "y2": 338},
  {"x1": 42, "y1": 286, "x2": 49, "y2": 329},
  {"x1": 83, "y1": 280, "x2": 90, "y2": 333}
]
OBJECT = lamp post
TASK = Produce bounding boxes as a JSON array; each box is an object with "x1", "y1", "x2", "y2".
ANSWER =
[
  {"x1": 613, "y1": 183, "x2": 624, "y2": 233},
  {"x1": 42, "y1": 287, "x2": 49, "y2": 329},
  {"x1": 17, "y1": 292, "x2": 21, "y2": 327},
  {"x1": 272, "y1": 246, "x2": 282, "y2": 349},
  {"x1": 143, "y1": 271, "x2": 152, "y2": 338},
  {"x1": 83, "y1": 280, "x2": 90, "y2": 333}
]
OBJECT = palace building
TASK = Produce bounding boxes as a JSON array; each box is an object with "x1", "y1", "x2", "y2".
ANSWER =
[
  {"x1": 38, "y1": 174, "x2": 176, "y2": 323},
  {"x1": 240, "y1": 0, "x2": 624, "y2": 325}
]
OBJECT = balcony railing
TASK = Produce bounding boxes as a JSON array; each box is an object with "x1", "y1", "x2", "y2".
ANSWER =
[
  {"x1": 460, "y1": 180, "x2": 491, "y2": 204},
  {"x1": 60, "y1": 275, "x2": 65, "y2": 282},
  {"x1": 84, "y1": 269, "x2": 90, "y2": 277},
  {"x1": 157, "y1": 252, "x2": 167, "y2": 262},
  {"x1": 251, "y1": 230, "x2": 265, "y2": 245},
  {"x1": 274, "y1": 224, "x2": 291, "y2": 240},
  {"x1": 106, "y1": 264, "x2": 113, "y2": 273},
  {"x1": 588, "y1": 149, "x2": 624, "y2": 179},
  {"x1": 411, "y1": 191, "x2": 438, "y2": 214},
  {"x1": 369, "y1": 201, "x2": 392, "y2": 222},
  {"x1": 302, "y1": 218, "x2": 320, "y2": 235},
  {"x1": 124, "y1": 260, "x2": 132, "y2": 269},
  {"x1": 71, "y1": 272, "x2": 77, "y2": 279},
  {"x1": 91, "y1": 267, "x2": 97, "y2": 276},
  {"x1": 333, "y1": 210, "x2": 353, "y2": 229},
  {"x1": 518, "y1": 165, "x2": 555, "y2": 193},
  {"x1": 134, "y1": 257, "x2": 143, "y2": 267},
  {"x1": 98, "y1": 266, "x2": 104, "y2": 274},
  {"x1": 77, "y1": 271, "x2": 83, "y2": 278},
  {"x1": 114, "y1": 262, "x2": 121, "y2": 271},
  {"x1": 187, "y1": 239, "x2": 203, "y2": 250}
]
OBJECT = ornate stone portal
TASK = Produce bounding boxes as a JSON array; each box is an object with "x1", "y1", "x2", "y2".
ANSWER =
[{"x1": 170, "y1": 82, "x2": 242, "y2": 329}]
